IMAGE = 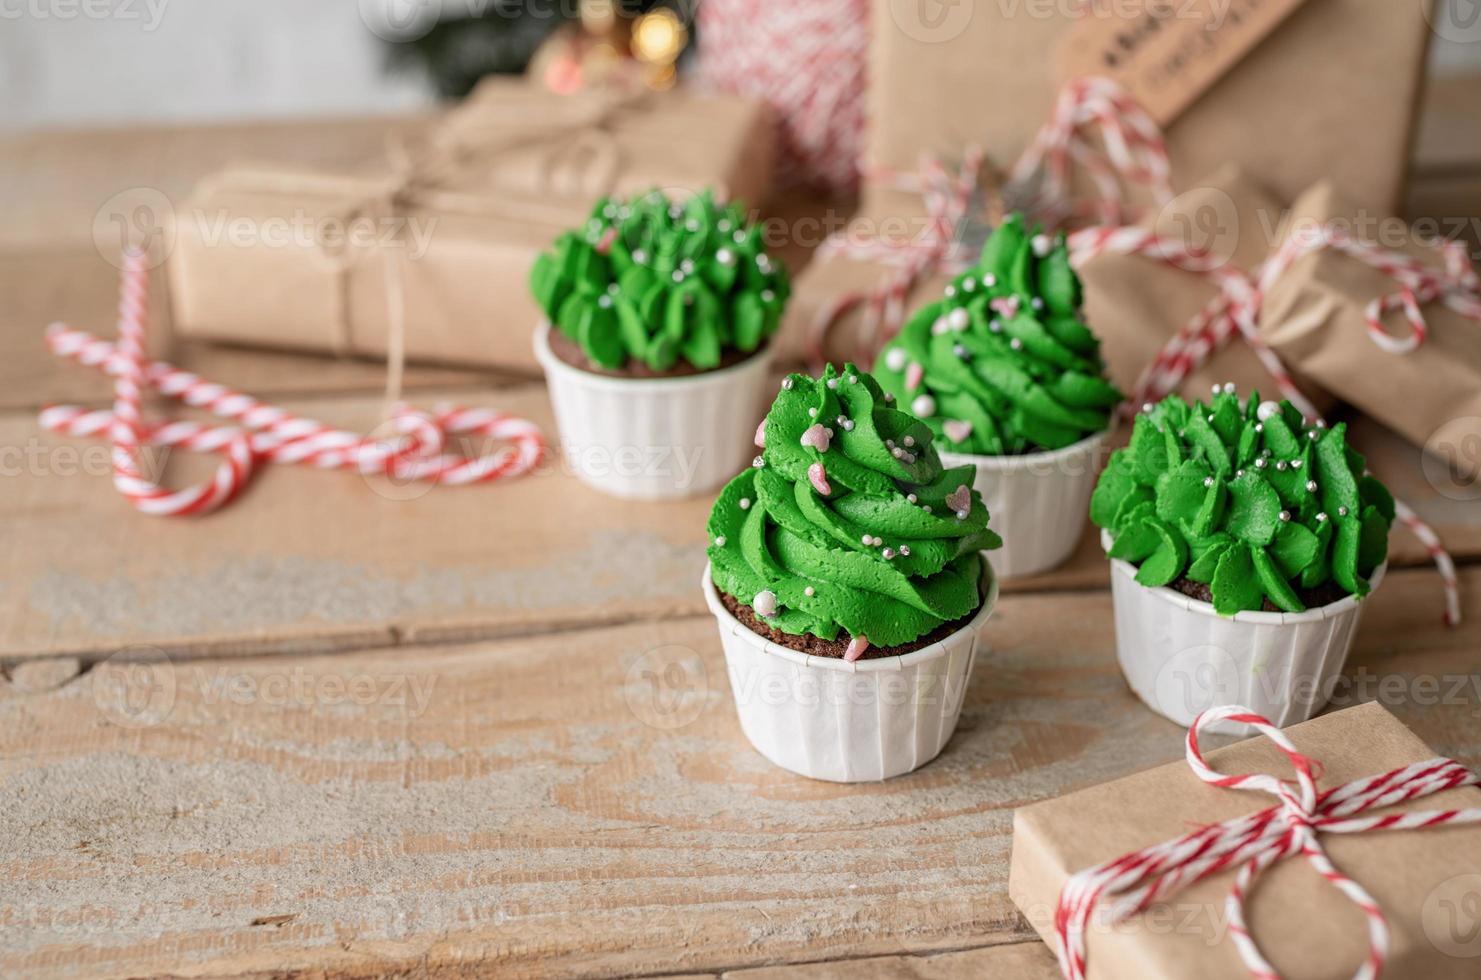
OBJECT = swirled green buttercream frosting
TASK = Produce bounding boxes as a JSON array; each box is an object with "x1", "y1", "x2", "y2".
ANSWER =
[
  {"x1": 873, "y1": 213, "x2": 1122, "y2": 455},
  {"x1": 706, "y1": 364, "x2": 1002, "y2": 652},
  {"x1": 530, "y1": 188, "x2": 789, "y2": 372},
  {"x1": 1091, "y1": 387, "x2": 1394, "y2": 615}
]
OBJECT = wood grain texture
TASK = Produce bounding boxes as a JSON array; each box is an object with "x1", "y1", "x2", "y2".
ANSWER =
[{"x1": 2, "y1": 566, "x2": 1478, "y2": 980}]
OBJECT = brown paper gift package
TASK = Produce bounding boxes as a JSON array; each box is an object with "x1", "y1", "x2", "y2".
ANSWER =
[
  {"x1": 1261, "y1": 182, "x2": 1481, "y2": 481},
  {"x1": 168, "y1": 78, "x2": 774, "y2": 373},
  {"x1": 1009, "y1": 702, "x2": 1481, "y2": 980},
  {"x1": 870, "y1": 0, "x2": 1433, "y2": 215}
]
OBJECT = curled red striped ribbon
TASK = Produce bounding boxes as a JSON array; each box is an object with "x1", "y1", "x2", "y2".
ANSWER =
[
  {"x1": 1055, "y1": 704, "x2": 1481, "y2": 980},
  {"x1": 40, "y1": 250, "x2": 545, "y2": 515}
]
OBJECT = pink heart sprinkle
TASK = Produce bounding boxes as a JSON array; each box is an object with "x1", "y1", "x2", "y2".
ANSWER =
[
  {"x1": 844, "y1": 635, "x2": 870, "y2": 663},
  {"x1": 800, "y1": 423, "x2": 831, "y2": 453},
  {"x1": 904, "y1": 361, "x2": 924, "y2": 392},
  {"x1": 943, "y1": 419, "x2": 973, "y2": 443},
  {"x1": 807, "y1": 462, "x2": 832, "y2": 496},
  {"x1": 754, "y1": 420, "x2": 766, "y2": 448},
  {"x1": 945, "y1": 484, "x2": 971, "y2": 515},
  {"x1": 990, "y1": 296, "x2": 1020, "y2": 319}
]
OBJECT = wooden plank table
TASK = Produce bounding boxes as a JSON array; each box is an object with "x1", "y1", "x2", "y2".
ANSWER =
[{"x1": 3, "y1": 76, "x2": 1481, "y2": 979}]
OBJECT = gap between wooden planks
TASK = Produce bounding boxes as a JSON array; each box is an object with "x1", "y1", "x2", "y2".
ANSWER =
[{"x1": 3, "y1": 566, "x2": 1480, "y2": 980}]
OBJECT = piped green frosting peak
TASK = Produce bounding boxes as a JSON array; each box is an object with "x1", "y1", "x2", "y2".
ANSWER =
[
  {"x1": 873, "y1": 212, "x2": 1123, "y2": 456},
  {"x1": 706, "y1": 364, "x2": 1001, "y2": 649},
  {"x1": 1091, "y1": 388, "x2": 1394, "y2": 615},
  {"x1": 530, "y1": 189, "x2": 789, "y2": 372}
]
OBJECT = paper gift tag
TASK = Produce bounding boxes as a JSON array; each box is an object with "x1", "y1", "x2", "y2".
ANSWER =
[{"x1": 1057, "y1": 0, "x2": 1311, "y2": 126}]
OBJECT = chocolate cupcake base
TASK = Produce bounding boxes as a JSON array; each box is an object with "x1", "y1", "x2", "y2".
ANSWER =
[{"x1": 717, "y1": 587, "x2": 983, "y2": 661}]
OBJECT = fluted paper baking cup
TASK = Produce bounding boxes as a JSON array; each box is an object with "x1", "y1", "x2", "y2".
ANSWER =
[
  {"x1": 940, "y1": 430, "x2": 1106, "y2": 579},
  {"x1": 1103, "y1": 530, "x2": 1386, "y2": 737},
  {"x1": 535, "y1": 321, "x2": 773, "y2": 500},
  {"x1": 701, "y1": 560, "x2": 998, "y2": 782}
]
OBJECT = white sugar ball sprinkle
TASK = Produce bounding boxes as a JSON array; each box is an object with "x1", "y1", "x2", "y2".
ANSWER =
[
  {"x1": 739, "y1": 497, "x2": 751, "y2": 510},
  {"x1": 1257, "y1": 400, "x2": 1281, "y2": 421},
  {"x1": 982, "y1": 273, "x2": 997, "y2": 288},
  {"x1": 848, "y1": 374, "x2": 858, "y2": 383},
  {"x1": 1032, "y1": 234, "x2": 1052, "y2": 256},
  {"x1": 1203, "y1": 477, "x2": 1215, "y2": 487},
  {"x1": 1279, "y1": 510, "x2": 1291, "y2": 522},
  {"x1": 948, "y1": 308, "x2": 970, "y2": 330},
  {"x1": 716, "y1": 248, "x2": 734, "y2": 265},
  {"x1": 907, "y1": 493, "x2": 918, "y2": 503},
  {"x1": 1010, "y1": 338, "x2": 1023, "y2": 350},
  {"x1": 715, "y1": 536, "x2": 726, "y2": 546},
  {"x1": 1306, "y1": 480, "x2": 1319, "y2": 492},
  {"x1": 961, "y1": 277, "x2": 976, "y2": 292},
  {"x1": 753, "y1": 590, "x2": 777, "y2": 617},
  {"x1": 1291, "y1": 459, "x2": 1303, "y2": 470},
  {"x1": 842, "y1": 420, "x2": 855, "y2": 431},
  {"x1": 911, "y1": 394, "x2": 937, "y2": 417},
  {"x1": 885, "y1": 348, "x2": 908, "y2": 371},
  {"x1": 680, "y1": 258, "x2": 695, "y2": 273},
  {"x1": 1031, "y1": 297, "x2": 1045, "y2": 311},
  {"x1": 782, "y1": 378, "x2": 793, "y2": 390},
  {"x1": 804, "y1": 586, "x2": 815, "y2": 597},
  {"x1": 808, "y1": 407, "x2": 818, "y2": 417},
  {"x1": 903, "y1": 435, "x2": 915, "y2": 447},
  {"x1": 900, "y1": 545, "x2": 910, "y2": 556},
  {"x1": 1338, "y1": 506, "x2": 1349, "y2": 517}
]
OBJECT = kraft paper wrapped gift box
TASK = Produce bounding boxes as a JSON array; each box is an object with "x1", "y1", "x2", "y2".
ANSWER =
[
  {"x1": 870, "y1": 0, "x2": 1432, "y2": 214},
  {"x1": 1262, "y1": 182, "x2": 1481, "y2": 482},
  {"x1": 168, "y1": 78, "x2": 774, "y2": 373},
  {"x1": 1009, "y1": 702, "x2": 1481, "y2": 980}
]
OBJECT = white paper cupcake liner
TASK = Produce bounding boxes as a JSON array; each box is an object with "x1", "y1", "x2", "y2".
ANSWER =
[
  {"x1": 534, "y1": 321, "x2": 773, "y2": 500},
  {"x1": 701, "y1": 560, "x2": 998, "y2": 782},
  {"x1": 1103, "y1": 530, "x2": 1386, "y2": 737},
  {"x1": 940, "y1": 430, "x2": 1107, "y2": 579}
]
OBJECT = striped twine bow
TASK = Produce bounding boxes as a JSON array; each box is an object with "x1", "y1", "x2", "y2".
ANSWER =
[
  {"x1": 1055, "y1": 704, "x2": 1481, "y2": 980},
  {"x1": 803, "y1": 147, "x2": 987, "y2": 369},
  {"x1": 39, "y1": 250, "x2": 545, "y2": 515}
]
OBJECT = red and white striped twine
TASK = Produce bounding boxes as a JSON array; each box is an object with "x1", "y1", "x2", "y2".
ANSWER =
[
  {"x1": 804, "y1": 147, "x2": 986, "y2": 368},
  {"x1": 40, "y1": 250, "x2": 545, "y2": 516},
  {"x1": 696, "y1": 0, "x2": 868, "y2": 195},
  {"x1": 1055, "y1": 704, "x2": 1481, "y2": 980}
]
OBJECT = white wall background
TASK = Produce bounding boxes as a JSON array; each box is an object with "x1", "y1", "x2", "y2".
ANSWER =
[{"x1": 1, "y1": 0, "x2": 1478, "y2": 134}]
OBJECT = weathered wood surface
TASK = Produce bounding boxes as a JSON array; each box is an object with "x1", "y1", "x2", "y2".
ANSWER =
[{"x1": 3, "y1": 566, "x2": 1478, "y2": 980}]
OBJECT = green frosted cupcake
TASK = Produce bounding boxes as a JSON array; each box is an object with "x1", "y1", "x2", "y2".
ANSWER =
[
  {"x1": 873, "y1": 213, "x2": 1122, "y2": 456},
  {"x1": 530, "y1": 188, "x2": 789, "y2": 376},
  {"x1": 1092, "y1": 387, "x2": 1394, "y2": 616},
  {"x1": 706, "y1": 364, "x2": 1001, "y2": 660}
]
